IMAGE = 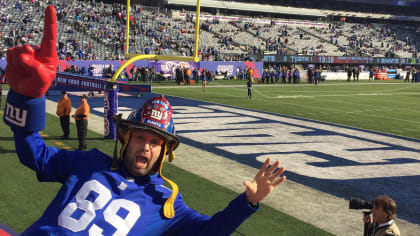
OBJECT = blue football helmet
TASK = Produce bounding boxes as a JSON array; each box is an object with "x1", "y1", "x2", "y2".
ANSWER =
[{"x1": 118, "y1": 95, "x2": 179, "y2": 149}]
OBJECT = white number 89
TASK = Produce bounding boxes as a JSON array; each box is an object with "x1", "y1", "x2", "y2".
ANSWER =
[{"x1": 58, "y1": 180, "x2": 140, "y2": 235}]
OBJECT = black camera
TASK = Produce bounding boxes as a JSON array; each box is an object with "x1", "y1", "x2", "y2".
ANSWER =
[{"x1": 349, "y1": 197, "x2": 373, "y2": 210}]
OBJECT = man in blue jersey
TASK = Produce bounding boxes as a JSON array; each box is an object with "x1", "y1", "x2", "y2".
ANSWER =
[{"x1": 3, "y1": 6, "x2": 286, "y2": 236}]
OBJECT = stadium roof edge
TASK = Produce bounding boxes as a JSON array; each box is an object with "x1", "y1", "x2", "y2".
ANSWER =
[
  {"x1": 167, "y1": 0, "x2": 420, "y2": 22},
  {"x1": 321, "y1": 9, "x2": 420, "y2": 22},
  {"x1": 166, "y1": 0, "x2": 327, "y2": 17}
]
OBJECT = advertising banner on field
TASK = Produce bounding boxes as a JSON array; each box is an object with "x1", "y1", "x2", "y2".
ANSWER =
[
  {"x1": 54, "y1": 60, "x2": 262, "y2": 78},
  {"x1": 150, "y1": 61, "x2": 199, "y2": 74},
  {"x1": 57, "y1": 60, "x2": 149, "y2": 79},
  {"x1": 200, "y1": 61, "x2": 263, "y2": 78}
]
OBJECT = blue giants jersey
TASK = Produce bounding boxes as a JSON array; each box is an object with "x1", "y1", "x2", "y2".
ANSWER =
[{"x1": 14, "y1": 131, "x2": 258, "y2": 236}]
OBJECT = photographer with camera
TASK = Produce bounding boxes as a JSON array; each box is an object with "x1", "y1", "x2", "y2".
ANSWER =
[{"x1": 362, "y1": 195, "x2": 400, "y2": 236}]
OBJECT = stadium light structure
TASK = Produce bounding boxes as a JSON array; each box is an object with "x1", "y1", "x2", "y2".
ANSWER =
[{"x1": 111, "y1": 0, "x2": 201, "y2": 82}]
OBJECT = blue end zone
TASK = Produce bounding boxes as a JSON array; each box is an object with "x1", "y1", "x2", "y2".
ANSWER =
[{"x1": 46, "y1": 93, "x2": 420, "y2": 226}]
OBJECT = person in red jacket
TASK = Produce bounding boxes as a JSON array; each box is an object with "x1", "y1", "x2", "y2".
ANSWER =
[{"x1": 72, "y1": 94, "x2": 90, "y2": 150}]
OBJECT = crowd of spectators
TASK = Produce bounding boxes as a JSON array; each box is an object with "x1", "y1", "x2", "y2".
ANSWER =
[
  {"x1": 0, "y1": 0, "x2": 420, "y2": 62},
  {"x1": 262, "y1": 65, "x2": 301, "y2": 84}
]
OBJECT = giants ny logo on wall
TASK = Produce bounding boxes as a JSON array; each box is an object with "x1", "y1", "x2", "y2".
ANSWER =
[{"x1": 4, "y1": 102, "x2": 27, "y2": 127}]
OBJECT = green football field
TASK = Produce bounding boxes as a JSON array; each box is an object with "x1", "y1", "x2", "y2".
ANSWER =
[
  {"x1": 152, "y1": 80, "x2": 420, "y2": 140},
  {"x1": 1, "y1": 80, "x2": 419, "y2": 235}
]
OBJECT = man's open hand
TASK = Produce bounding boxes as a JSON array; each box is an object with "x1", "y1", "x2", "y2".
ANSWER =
[
  {"x1": 244, "y1": 158, "x2": 286, "y2": 204},
  {"x1": 6, "y1": 5, "x2": 57, "y2": 98}
]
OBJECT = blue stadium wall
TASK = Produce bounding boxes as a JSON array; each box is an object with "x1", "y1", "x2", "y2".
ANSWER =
[{"x1": 0, "y1": 60, "x2": 264, "y2": 79}]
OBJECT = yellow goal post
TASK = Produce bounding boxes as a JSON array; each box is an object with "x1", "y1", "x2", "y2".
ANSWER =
[{"x1": 110, "y1": 0, "x2": 202, "y2": 82}]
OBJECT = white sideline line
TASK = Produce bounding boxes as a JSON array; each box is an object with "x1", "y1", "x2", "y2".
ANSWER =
[
  {"x1": 274, "y1": 92, "x2": 420, "y2": 99},
  {"x1": 404, "y1": 128, "x2": 419, "y2": 131},
  {"x1": 252, "y1": 88, "x2": 420, "y2": 125}
]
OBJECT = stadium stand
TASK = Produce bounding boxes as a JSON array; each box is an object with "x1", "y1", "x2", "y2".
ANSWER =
[{"x1": 0, "y1": 0, "x2": 419, "y2": 62}]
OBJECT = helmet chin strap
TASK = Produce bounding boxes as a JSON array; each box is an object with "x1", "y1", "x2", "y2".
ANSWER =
[
  {"x1": 112, "y1": 130, "x2": 131, "y2": 171},
  {"x1": 159, "y1": 144, "x2": 179, "y2": 219},
  {"x1": 112, "y1": 114, "x2": 124, "y2": 171},
  {"x1": 111, "y1": 135, "x2": 119, "y2": 171}
]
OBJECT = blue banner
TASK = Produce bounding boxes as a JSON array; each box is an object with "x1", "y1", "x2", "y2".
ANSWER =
[
  {"x1": 52, "y1": 73, "x2": 108, "y2": 92},
  {"x1": 57, "y1": 60, "x2": 149, "y2": 79},
  {"x1": 150, "y1": 61, "x2": 199, "y2": 75},
  {"x1": 50, "y1": 72, "x2": 151, "y2": 94}
]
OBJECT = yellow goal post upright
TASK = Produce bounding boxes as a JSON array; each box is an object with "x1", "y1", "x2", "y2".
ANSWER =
[{"x1": 110, "y1": 0, "x2": 202, "y2": 82}]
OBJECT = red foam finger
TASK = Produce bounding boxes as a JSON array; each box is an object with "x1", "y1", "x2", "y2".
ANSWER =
[
  {"x1": 12, "y1": 46, "x2": 24, "y2": 66},
  {"x1": 39, "y1": 5, "x2": 57, "y2": 59},
  {"x1": 22, "y1": 44, "x2": 35, "y2": 55},
  {"x1": 20, "y1": 45, "x2": 40, "y2": 74},
  {"x1": 6, "y1": 47, "x2": 15, "y2": 66}
]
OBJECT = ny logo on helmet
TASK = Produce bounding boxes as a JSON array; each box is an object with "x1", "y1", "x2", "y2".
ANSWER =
[{"x1": 151, "y1": 109, "x2": 163, "y2": 120}]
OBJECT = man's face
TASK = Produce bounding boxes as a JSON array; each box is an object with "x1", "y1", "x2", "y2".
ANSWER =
[
  {"x1": 372, "y1": 204, "x2": 389, "y2": 224},
  {"x1": 123, "y1": 129, "x2": 164, "y2": 176}
]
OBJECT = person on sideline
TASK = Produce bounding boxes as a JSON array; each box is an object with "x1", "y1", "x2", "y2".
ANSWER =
[
  {"x1": 56, "y1": 90, "x2": 72, "y2": 139},
  {"x1": 72, "y1": 94, "x2": 90, "y2": 150},
  {"x1": 202, "y1": 68, "x2": 207, "y2": 91},
  {"x1": 247, "y1": 78, "x2": 252, "y2": 99},
  {"x1": 248, "y1": 67, "x2": 254, "y2": 82},
  {"x1": 369, "y1": 68, "x2": 374, "y2": 81},
  {"x1": 404, "y1": 69, "x2": 411, "y2": 83},
  {"x1": 3, "y1": 6, "x2": 287, "y2": 235},
  {"x1": 363, "y1": 195, "x2": 400, "y2": 236},
  {"x1": 347, "y1": 66, "x2": 352, "y2": 82},
  {"x1": 313, "y1": 68, "x2": 320, "y2": 85}
]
